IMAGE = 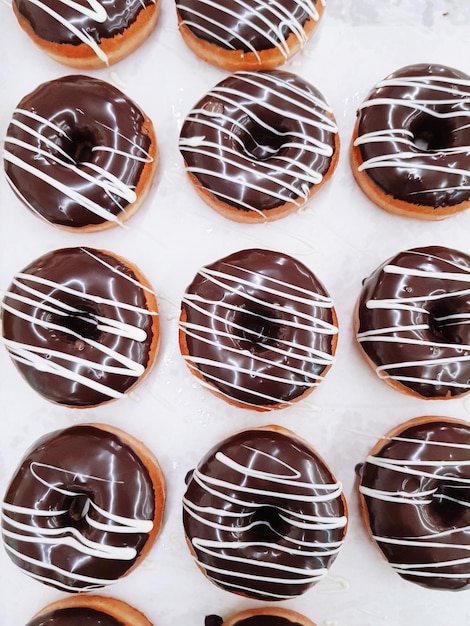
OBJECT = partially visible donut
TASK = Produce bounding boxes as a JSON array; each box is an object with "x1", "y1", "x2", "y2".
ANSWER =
[
  {"x1": 1, "y1": 423, "x2": 165, "y2": 592},
  {"x1": 27, "y1": 595, "x2": 152, "y2": 626},
  {"x1": 179, "y1": 70, "x2": 339, "y2": 223},
  {"x1": 4, "y1": 75, "x2": 157, "y2": 231},
  {"x1": 1, "y1": 246, "x2": 160, "y2": 407},
  {"x1": 205, "y1": 607, "x2": 317, "y2": 626},
  {"x1": 183, "y1": 425, "x2": 348, "y2": 601},
  {"x1": 357, "y1": 415, "x2": 470, "y2": 591},
  {"x1": 351, "y1": 63, "x2": 470, "y2": 220},
  {"x1": 175, "y1": 0, "x2": 325, "y2": 71},
  {"x1": 12, "y1": 0, "x2": 159, "y2": 68},
  {"x1": 179, "y1": 248, "x2": 338, "y2": 411},
  {"x1": 355, "y1": 245, "x2": 470, "y2": 400}
]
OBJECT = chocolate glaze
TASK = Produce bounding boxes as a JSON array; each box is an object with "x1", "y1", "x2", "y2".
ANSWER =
[
  {"x1": 1, "y1": 425, "x2": 156, "y2": 592},
  {"x1": 1, "y1": 246, "x2": 159, "y2": 407},
  {"x1": 179, "y1": 248, "x2": 338, "y2": 409},
  {"x1": 354, "y1": 63, "x2": 470, "y2": 209},
  {"x1": 359, "y1": 418, "x2": 470, "y2": 591},
  {"x1": 183, "y1": 428, "x2": 347, "y2": 600},
  {"x1": 13, "y1": 0, "x2": 154, "y2": 46},
  {"x1": 27, "y1": 607, "x2": 123, "y2": 626},
  {"x1": 4, "y1": 75, "x2": 154, "y2": 229},
  {"x1": 176, "y1": 0, "x2": 323, "y2": 54},
  {"x1": 179, "y1": 71, "x2": 338, "y2": 218},
  {"x1": 229, "y1": 618, "x2": 302, "y2": 626},
  {"x1": 356, "y1": 245, "x2": 470, "y2": 399}
]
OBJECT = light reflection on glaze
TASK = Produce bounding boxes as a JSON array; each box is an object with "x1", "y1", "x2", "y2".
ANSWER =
[
  {"x1": 1, "y1": 247, "x2": 159, "y2": 407},
  {"x1": 1, "y1": 425, "x2": 155, "y2": 592},
  {"x1": 179, "y1": 248, "x2": 338, "y2": 410},
  {"x1": 3, "y1": 75, "x2": 155, "y2": 230},
  {"x1": 176, "y1": 0, "x2": 325, "y2": 60},
  {"x1": 353, "y1": 63, "x2": 470, "y2": 210},
  {"x1": 183, "y1": 428, "x2": 347, "y2": 600},
  {"x1": 358, "y1": 418, "x2": 470, "y2": 591},
  {"x1": 179, "y1": 70, "x2": 338, "y2": 219},
  {"x1": 356, "y1": 246, "x2": 470, "y2": 399}
]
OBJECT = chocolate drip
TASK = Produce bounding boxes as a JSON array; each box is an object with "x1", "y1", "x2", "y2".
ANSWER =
[
  {"x1": 180, "y1": 248, "x2": 337, "y2": 409},
  {"x1": 2, "y1": 425, "x2": 156, "y2": 592},
  {"x1": 4, "y1": 75, "x2": 153, "y2": 229},
  {"x1": 183, "y1": 428, "x2": 347, "y2": 600},
  {"x1": 354, "y1": 63, "x2": 470, "y2": 209},
  {"x1": 356, "y1": 245, "x2": 470, "y2": 399},
  {"x1": 1, "y1": 247, "x2": 158, "y2": 407},
  {"x1": 359, "y1": 418, "x2": 470, "y2": 591},
  {"x1": 27, "y1": 607, "x2": 123, "y2": 625}
]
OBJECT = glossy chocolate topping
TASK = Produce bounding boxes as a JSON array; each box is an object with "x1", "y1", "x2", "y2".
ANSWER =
[
  {"x1": 13, "y1": 0, "x2": 155, "y2": 58},
  {"x1": 4, "y1": 75, "x2": 155, "y2": 230},
  {"x1": 1, "y1": 425, "x2": 156, "y2": 592},
  {"x1": 358, "y1": 418, "x2": 470, "y2": 591},
  {"x1": 179, "y1": 70, "x2": 338, "y2": 218},
  {"x1": 27, "y1": 607, "x2": 123, "y2": 626},
  {"x1": 353, "y1": 63, "x2": 470, "y2": 209},
  {"x1": 176, "y1": 0, "x2": 323, "y2": 55},
  {"x1": 1, "y1": 246, "x2": 159, "y2": 407},
  {"x1": 183, "y1": 428, "x2": 347, "y2": 601},
  {"x1": 179, "y1": 248, "x2": 338, "y2": 409},
  {"x1": 356, "y1": 246, "x2": 470, "y2": 399},
  {"x1": 229, "y1": 619, "x2": 302, "y2": 626}
]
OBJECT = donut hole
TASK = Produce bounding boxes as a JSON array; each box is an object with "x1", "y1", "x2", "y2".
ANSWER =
[
  {"x1": 250, "y1": 505, "x2": 286, "y2": 540},
  {"x1": 431, "y1": 484, "x2": 467, "y2": 526},
  {"x1": 236, "y1": 115, "x2": 289, "y2": 161},
  {"x1": 60, "y1": 127, "x2": 97, "y2": 165},
  {"x1": 46, "y1": 306, "x2": 100, "y2": 344},
  {"x1": 410, "y1": 115, "x2": 454, "y2": 152},
  {"x1": 428, "y1": 304, "x2": 462, "y2": 344},
  {"x1": 234, "y1": 306, "x2": 281, "y2": 350},
  {"x1": 68, "y1": 493, "x2": 91, "y2": 523}
]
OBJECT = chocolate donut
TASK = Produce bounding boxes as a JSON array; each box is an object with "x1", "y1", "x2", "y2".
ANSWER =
[
  {"x1": 205, "y1": 608, "x2": 317, "y2": 626},
  {"x1": 357, "y1": 416, "x2": 470, "y2": 591},
  {"x1": 27, "y1": 596, "x2": 152, "y2": 626},
  {"x1": 355, "y1": 245, "x2": 470, "y2": 400},
  {"x1": 179, "y1": 248, "x2": 338, "y2": 410},
  {"x1": 4, "y1": 75, "x2": 157, "y2": 231},
  {"x1": 351, "y1": 63, "x2": 470, "y2": 220},
  {"x1": 1, "y1": 424, "x2": 165, "y2": 592},
  {"x1": 175, "y1": 0, "x2": 325, "y2": 71},
  {"x1": 1, "y1": 247, "x2": 160, "y2": 407},
  {"x1": 12, "y1": 0, "x2": 159, "y2": 68},
  {"x1": 179, "y1": 70, "x2": 339, "y2": 222},
  {"x1": 183, "y1": 425, "x2": 348, "y2": 601}
]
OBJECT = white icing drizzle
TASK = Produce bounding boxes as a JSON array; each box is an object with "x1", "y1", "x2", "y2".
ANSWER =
[
  {"x1": 180, "y1": 262, "x2": 337, "y2": 407},
  {"x1": 1, "y1": 248, "x2": 158, "y2": 401},
  {"x1": 353, "y1": 73, "x2": 470, "y2": 191},
  {"x1": 3, "y1": 108, "x2": 153, "y2": 227},
  {"x1": 357, "y1": 249, "x2": 470, "y2": 391},
  {"x1": 179, "y1": 71, "x2": 337, "y2": 218},
  {"x1": 359, "y1": 432, "x2": 470, "y2": 582},
  {"x1": 176, "y1": 0, "x2": 323, "y2": 61},
  {"x1": 1, "y1": 461, "x2": 153, "y2": 591},
  {"x1": 184, "y1": 442, "x2": 346, "y2": 600}
]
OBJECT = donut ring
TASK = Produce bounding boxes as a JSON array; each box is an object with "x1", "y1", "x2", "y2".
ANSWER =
[
  {"x1": 27, "y1": 596, "x2": 152, "y2": 626},
  {"x1": 4, "y1": 75, "x2": 157, "y2": 231},
  {"x1": 183, "y1": 425, "x2": 348, "y2": 601},
  {"x1": 12, "y1": 0, "x2": 159, "y2": 68},
  {"x1": 1, "y1": 423, "x2": 165, "y2": 592},
  {"x1": 357, "y1": 416, "x2": 470, "y2": 591},
  {"x1": 355, "y1": 245, "x2": 470, "y2": 400},
  {"x1": 175, "y1": 0, "x2": 325, "y2": 71},
  {"x1": 205, "y1": 607, "x2": 317, "y2": 626},
  {"x1": 1, "y1": 246, "x2": 160, "y2": 408},
  {"x1": 179, "y1": 248, "x2": 338, "y2": 411},
  {"x1": 351, "y1": 63, "x2": 470, "y2": 220},
  {"x1": 179, "y1": 70, "x2": 339, "y2": 223}
]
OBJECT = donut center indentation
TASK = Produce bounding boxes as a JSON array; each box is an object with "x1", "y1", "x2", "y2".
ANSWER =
[
  {"x1": 236, "y1": 307, "x2": 281, "y2": 348},
  {"x1": 237, "y1": 116, "x2": 288, "y2": 161},
  {"x1": 251, "y1": 505, "x2": 284, "y2": 538},
  {"x1": 431, "y1": 485, "x2": 467, "y2": 526},
  {"x1": 46, "y1": 306, "x2": 100, "y2": 344},
  {"x1": 428, "y1": 304, "x2": 462, "y2": 344},
  {"x1": 62, "y1": 127, "x2": 96, "y2": 165},
  {"x1": 410, "y1": 115, "x2": 454, "y2": 151},
  {"x1": 68, "y1": 493, "x2": 90, "y2": 522}
]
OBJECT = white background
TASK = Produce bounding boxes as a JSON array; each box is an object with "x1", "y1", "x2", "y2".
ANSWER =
[{"x1": 1, "y1": 0, "x2": 470, "y2": 624}]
